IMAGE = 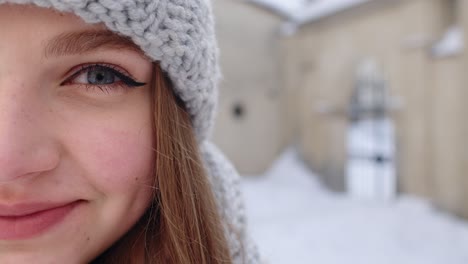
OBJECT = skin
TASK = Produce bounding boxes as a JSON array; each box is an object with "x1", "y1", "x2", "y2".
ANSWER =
[{"x1": 0, "y1": 4, "x2": 154, "y2": 263}]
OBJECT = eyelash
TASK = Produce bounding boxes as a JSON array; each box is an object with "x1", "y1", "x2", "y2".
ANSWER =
[{"x1": 61, "y1": 63, "x2": 146, "y2": 93}]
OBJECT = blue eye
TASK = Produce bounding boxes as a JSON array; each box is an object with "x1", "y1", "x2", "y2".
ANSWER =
[
  {"x1": 87, "y1": 67, "x2": 118, "y2": 85},
  {"x1": 62, "y1": 64, "x2": 146, "y2": 89}
]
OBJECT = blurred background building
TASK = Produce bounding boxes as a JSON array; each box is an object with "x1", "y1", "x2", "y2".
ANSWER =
[{"x1": 211, "y1": 0, "x2": 468, "y2": 220}]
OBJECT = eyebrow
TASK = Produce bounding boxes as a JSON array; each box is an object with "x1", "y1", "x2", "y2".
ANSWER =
[{"x1": 44, "y1": 29, "x2": 143, "y2": 58}]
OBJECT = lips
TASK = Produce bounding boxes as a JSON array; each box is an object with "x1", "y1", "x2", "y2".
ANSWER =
[{"x1": 0, "y1": 200, "x2": 83, "y2": 240}]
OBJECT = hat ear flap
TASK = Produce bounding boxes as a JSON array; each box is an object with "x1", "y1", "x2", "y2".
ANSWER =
[{"x1": 200, "y1": 141, "x2": 260, "y2": 263}]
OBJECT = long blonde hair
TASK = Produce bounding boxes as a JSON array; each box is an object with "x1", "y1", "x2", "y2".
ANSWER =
[{"x1": 92, "y1": 65, "x2": 232, "y2": 263}]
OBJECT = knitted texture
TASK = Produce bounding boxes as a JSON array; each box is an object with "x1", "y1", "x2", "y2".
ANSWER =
[
  {"x1": 201, "y1": 142, "x2": 261, "y2": 264},
  {"x1": 0, "y1": 0, "x2": 219, "y2": 142}
]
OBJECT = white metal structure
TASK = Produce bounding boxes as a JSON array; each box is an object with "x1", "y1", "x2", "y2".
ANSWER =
[{"x1": 346, "y1": 59, "x2": 397, "y2": 201}]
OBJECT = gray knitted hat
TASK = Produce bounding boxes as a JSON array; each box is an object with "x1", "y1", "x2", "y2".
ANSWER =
[{"x1": 0, "y1": 0, "x2": 219, "y2": 142}]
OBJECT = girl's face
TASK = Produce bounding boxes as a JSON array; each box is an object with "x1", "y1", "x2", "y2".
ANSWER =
[{"x1": 0, "y1": 4, "x2": 154, "y2": 263}]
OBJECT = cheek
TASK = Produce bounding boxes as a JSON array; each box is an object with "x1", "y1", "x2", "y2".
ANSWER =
[
  {"x1": 90, "y1": 128, "x2": 154, "y2": 190},
  {"x1": 68, "y1": 118, "x2": 154, "y2": 196}
]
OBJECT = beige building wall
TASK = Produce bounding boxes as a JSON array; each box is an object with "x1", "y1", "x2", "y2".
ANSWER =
[
  {"x1": 283, "y1": 1, "x2": 414, "y2": 192},
  {"x1": 211, "y1": 0, "x2": 287, "y2": 174},
  {"x1": 457, "y1": 0, "x2": 468, "y2": 219},
  {"x1": 392, "y1": 0, "x2": 449, "y2": 198},
  {"x1": 427, "y1": 0, "x2": 467, "y2": 217},
  {"x1": 212, "y1": 0, "x2": 468, "y2": 218},
  {"x1": 429, "y1": 56, "x2": 465, "y2": 216},
  {"x1": 283, "y1": 0, "x2": 459, "y2": 197}
]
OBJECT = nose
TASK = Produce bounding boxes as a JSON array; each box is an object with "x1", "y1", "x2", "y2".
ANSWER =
[{"x1": 0, "y1": 80, "x2": 60, "y2": 182}]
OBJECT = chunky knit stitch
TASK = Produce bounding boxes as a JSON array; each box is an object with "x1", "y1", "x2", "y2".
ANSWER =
[
  {"x1": 1, "y1": 1, "x2": 260, "y2": 263},
  {"x1": 202, "y1": 142, "x2": 261, "y2": 264}
]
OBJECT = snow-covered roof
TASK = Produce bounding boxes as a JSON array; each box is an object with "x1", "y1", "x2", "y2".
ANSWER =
[
  {"x1": 431, "y1": 26, "x2": 464, "y2": 58},
  {"x1": 249, "y1": 0, "x2": 307, "y2": 18},
  {"x1": 249, "y1": 0, "x2": 372, "y2": 24}
]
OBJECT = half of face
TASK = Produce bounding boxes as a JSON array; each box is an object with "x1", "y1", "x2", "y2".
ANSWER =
[{"x1": 0, "y1": 4, "x2": 155, "y2": 263}]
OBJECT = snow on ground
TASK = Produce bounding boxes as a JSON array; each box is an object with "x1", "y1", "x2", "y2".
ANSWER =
[{"x1": 241, "y1": 148, "x2": 468, "y2": 264}]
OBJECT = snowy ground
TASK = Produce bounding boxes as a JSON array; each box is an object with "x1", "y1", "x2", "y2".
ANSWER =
[{"x1": 241, "y1": 149, "x2": 468, "y2": 264}]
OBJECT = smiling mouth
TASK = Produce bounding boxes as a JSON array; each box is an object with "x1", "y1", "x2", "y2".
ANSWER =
[{"x1": 0, "y1": 200, "x2": 84, "y2": 240}]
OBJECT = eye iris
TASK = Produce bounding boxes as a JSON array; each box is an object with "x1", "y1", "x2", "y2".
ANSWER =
[{"x1": 88, "y1": 68, "x2": 115, "y2": 85}]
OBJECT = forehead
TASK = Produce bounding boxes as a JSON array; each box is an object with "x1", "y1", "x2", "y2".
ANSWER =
[
  {"x1": 0, "y1": 4, "x2": 143, "y2": 59},
  {"x1": 0, "y1": 4, "x2": 101, "y2": 54},
  {"x1": 0, "y1": 4, "x2": 97, "y2": 33}
]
